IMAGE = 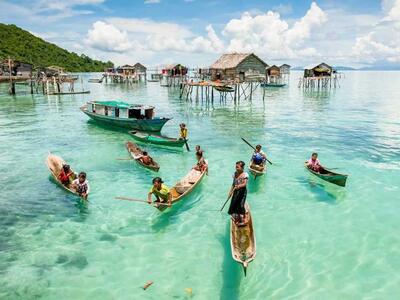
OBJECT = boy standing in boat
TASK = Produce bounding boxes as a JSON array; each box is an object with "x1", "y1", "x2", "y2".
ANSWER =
[
  {"x1": 148, "y1": 177, "x2": 172, "y2": 207},
  {"x1": 228, "y1": 161, "x2": 249, "y2": 225}
]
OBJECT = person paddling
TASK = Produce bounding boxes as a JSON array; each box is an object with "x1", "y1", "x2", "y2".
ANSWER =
[
  {"x1": 148, "y1": 177, "x2": 172, "y2": 207},
  {"x1": 306, "y1": 152, "x2": 321, "y2": 172},
  {"x1": 250, "y1": 145, "x2": 266, "y2": 171},
  {"x1": 193, "y1": 150, "x2": 208, "y2": 173},
  {"x1": 228, "y1": 161, "x2": 249, "y2": 226},
  {"x1": 179, "y1": 123, "x2": 188, "y2": 140},
  {"x1": 139, "y1": 151, "x2": 153, "y2": 166}
]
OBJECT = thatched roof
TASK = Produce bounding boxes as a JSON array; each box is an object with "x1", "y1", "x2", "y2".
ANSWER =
[
  {"x1": 133, "y1": 63, "x2": 147, "y2": 70},
  {"x1": 304, "y1": 62, "x2": 332, "y2": 71},
  {"x1": 266, "y1": 65, "x2": 280, "y2": 71},
  {"x1": 211, "y1": 53, "x2": 268, "y2": 69}
]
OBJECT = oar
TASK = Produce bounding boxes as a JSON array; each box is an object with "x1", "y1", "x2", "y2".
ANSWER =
[
  {"x1": 220, "y1": 193, "x2": 233, "y2": 212},
  {"x1": 183, "y1": 138, "x2": 190, "y2": 151},
  {"x1": 115, "y1": 197, "x2": 169, "y2": 206},
  {"x1": 241, "y1": 137, "x2": 273, "y2": 165}
]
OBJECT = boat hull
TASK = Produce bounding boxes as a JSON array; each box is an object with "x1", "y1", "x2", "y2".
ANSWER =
[
  {"x1": 261, "y1": 83, "x2": 286, "y2": 87},
  {"x1": 230, "y1": 203, "x2": 256, "y2": 275},
  {"x1": 125, "y1": 141, "x2": 160, "y2": 172},
  {"x1": 81, "y1": 107, "x2": 170, "y2": 132},
  {"x1": 129, "y1": 131, "x2": 185, "y2": 148},
  {"x1": 305, "y1": 164, "x2": 348, "y2": 187}
]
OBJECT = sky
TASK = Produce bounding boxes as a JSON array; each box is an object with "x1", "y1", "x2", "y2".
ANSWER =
[{"x1": 0, "y1": 0, "x2": 399, "y2": 68}]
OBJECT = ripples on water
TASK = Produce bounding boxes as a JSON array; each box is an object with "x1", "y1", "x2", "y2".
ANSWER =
[{"x1": 0, "y1": 71, "x2": 399, "y2": 299}]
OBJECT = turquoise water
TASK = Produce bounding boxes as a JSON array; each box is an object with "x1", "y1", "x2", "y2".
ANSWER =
[{"x1": 0, "y1": 71, "x2": 399, "y2": 299}]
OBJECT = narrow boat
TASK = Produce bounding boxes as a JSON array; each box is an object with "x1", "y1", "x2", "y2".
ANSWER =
[
  {"x1": 88, "y1": 78, "x2": 103, "y2": 83},
  {"x1": 81, "y1": 101, "x2": 170, "y2": 132},
  {"x1": 305, "y1": 163, "x2": 348, "y2": 187},
  {"x1": 248, "y1": 162, "x2": 266, "y2": 178},
  {"x1": 45, "y1": 153, "x2": 82, "y2": 198},
  {"x1": 260, "y1": 82, "x2": 286, "y2": 87},
  {"x1": 129, "y1": 131, "x2": 185, "y2": 148},
  {"x1": 230, "y1": 202, "x2": 256, "y2": 276},
  {"x1": 156, "y1": 168, "x2": 207, "y2": 211},
  {"x1": 214, "y1": 85, "x2": 234, "y2": 92},
  {"x1": 125, "y1": 141, "x2": 160, "y2": 172}
]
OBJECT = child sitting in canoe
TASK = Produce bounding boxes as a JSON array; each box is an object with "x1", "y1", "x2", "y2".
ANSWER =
[
  {"x1": 250, "y1": 145, "x2": 266, "y2": 171},
  {"x1": 58, "y1": 164, "x2": 75, "y2": 185},
  {"x1": 148, "y1": 177, "x2": 172, "y2": 207},
  {"x1": 306, "y1": 153, "x2": 321, "y2": 172},
  {"x1": 139, "y1": 151, "x2": 153, "y2": 165},
  {"x1": 71, "y1": 172, "x2": 90, "y2": 199},
  {"x1": 193, "y1": 150, "x2": 208, "y2": 173}
]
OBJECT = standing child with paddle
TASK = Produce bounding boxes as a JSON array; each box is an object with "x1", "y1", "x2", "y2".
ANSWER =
[
  {"x1": 148, "y1": 177, "x2": 172, "y2": 207},
  {"x1": 228, "y1": 161, "x2": 249, "y2": 226},
  {"x1": 179, "y1": 123, "x2": 190, "y2": 151}
]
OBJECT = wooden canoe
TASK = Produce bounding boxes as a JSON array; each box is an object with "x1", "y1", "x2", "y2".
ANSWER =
[
  {"x1": 248, "y1": 162, "x2": 266, "y2": 178},
  {"x1": 214, "y1": 85, "x2": 234, "y2": 92},
  {"x1": 230, "y1": 202, "x2": 256, "y2": 276},
  {"x1": 125, "y1": 141, "x2": 160, "y2": 172},
  {"x1": 305, "y1": 163, "x2": 348, "y2": 187},
  {"x1": 156, "y1": 168, "x2": 207, "y2": 211},
  {"x1": 45, "y1": 153, "x2": 83, "y2": 198},
  {"x1": 129, "y1": 131, "x2": 186, "y2": 148}
]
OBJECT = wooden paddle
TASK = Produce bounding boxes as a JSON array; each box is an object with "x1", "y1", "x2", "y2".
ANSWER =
[
  {"x1": 241, "y1": 137, "x2": 273, "y2": 165},
  {"x1": 183, "y1": 138, "x2": 190, "y2": 151},
  {"x1": 220, "y1": 192, "x2": 233, "y2": 212},
  {"x1": 115, "y1": 196, "x2": 170, "y2": 206}
]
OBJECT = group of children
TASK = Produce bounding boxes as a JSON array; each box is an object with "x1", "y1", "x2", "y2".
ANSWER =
[{"x1": 58, "y1": 164, "x2": 90, "y2": 199}]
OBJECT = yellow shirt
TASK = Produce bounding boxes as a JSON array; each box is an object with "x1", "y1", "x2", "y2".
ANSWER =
[
  {"x1": 149, "y1": 184, "x2": 170, "y2": 201},
  {"x1": 180, "y1": 128, "x2": 188, "y2": 139}
]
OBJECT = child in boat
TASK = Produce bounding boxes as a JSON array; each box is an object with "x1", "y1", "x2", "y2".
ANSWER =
[
  {"x1": 193, "y1": 150, "x2": 208, "y2": 173},
  {"x1": 148, "y1": 177, "x2": 172, "y2": 207},
  {"x1": 71, "y1": 172, "x2": 90, "y2": 199},
  {"x1": 58, "y1": 164, "x2": 75, "y2": 185},
  {"x1": 306, "y1": 153, "x2": 321, "y2": 172},
  {"x1": 195, "y1": 145, "x2": 204, "y2": 156},
  {"x1": 140, "y1": 151, "x2": 153, "y2": 165},
  {"x1": 228, "y1": 161, "x2": 249, "y2": 226},
  {"x1": 179, "y1": 123, "x2": 188, "y2": 140},
  {"x1": 250, "y1": 145, "x2": 266, "y2": 171}
]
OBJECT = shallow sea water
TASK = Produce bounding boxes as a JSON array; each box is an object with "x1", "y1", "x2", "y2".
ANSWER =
[{"x1": 0, "y1": 71, "x2": 399, "y2": 299}]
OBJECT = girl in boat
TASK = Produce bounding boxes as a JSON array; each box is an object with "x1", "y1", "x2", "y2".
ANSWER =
[
  {"x1": 250, "y1": 145, "x2": 266, "y2": 171},
  {"x1": 58, "y1": 164, "x2": 75, "y2": 185},
  {"x1": 148, "y1": 177, "x2": 172, "y2": 207},
  {"x1": 193, "y1": 150, "x2": 208, "y2": 173},
  {"x1": 179, "y1": 123, "x2": 188, "y2": 140},
  {"x1": 306, "y1": 153, "x2": 321, "y2": 172},
  {"x1": 71, "y1": 172, "x2": 90, "y2": 199},
  {"x1": 228, "y1": 161, "x2": 249, "y2": 225}
]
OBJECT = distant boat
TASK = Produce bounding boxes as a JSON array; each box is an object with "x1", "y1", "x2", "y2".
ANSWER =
[
  {"x1": 80, "y1": 101, "x2": 170, "y2": 132},
  {"x1": 129, "y1": 131, "x2": 185, "y2": 148},
  {"x1": 261, "y1": 82, "x2": 286, "y2": 87},
  {"x1": 214, "y1": 85, "x2": 234, "y2": 92},
  {"x1": 88, "y1": 78, "x2": 103, "y2": 83}
]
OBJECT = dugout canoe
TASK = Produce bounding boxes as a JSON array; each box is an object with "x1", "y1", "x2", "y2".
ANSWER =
[
  {"x1": 230, "y1": 202, "x2": 256, "y2": 276},
  {"x1": 45, "y1": 153, "x2": 83, "y2": 198},
  {"x1": 248, "y1": 162, "x2": 266, "y2": 178},
  {"x1": 129, "y1": 131, "x2": 186, "y2": 148},
  {"x1": 125, "y1": 141, "x2": 160, "y2": 172},
  {"x1": 305, "y1": 163, "x2": 348, "y2": 187},
  {"x1": 156, "y1": 168, "x2": 207, "y2": 211}
]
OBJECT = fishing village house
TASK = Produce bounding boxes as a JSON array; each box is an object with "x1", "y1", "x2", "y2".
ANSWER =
[
  {"x1": 0, "y1": 59, "x2": 32, "y2": 79},
  {"x1": 266, "y1": 64, "x2": 291, "y2": 84},
  {"x1": 300, "y1": 63, "x2": 338, "y2": 89},
  {"x1": 161, "y1": 64, "x2": 188, "y2": 86},
  {"x1": 210, "y1": 53, "x2": 268, "y2": 82}
]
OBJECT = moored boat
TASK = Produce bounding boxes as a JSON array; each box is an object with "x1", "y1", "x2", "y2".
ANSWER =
[
  {"x1": 129, "y1": 131, "x2": 186, "y2": 148},
  {"x1": 230, "y1": 202, "x2": 256, "y2": 275},
  {"x1": 125, "y1": 141, "x2": 160, "y2": 172},
  {"x1": 261, "y1": 82, "x2": 286, "y2": 87},
  {"x1": 214, "y1": 85, "x2": 234, "y2": 92},
  {"x1": 45, "y1": 153, "x2": 82, "y2": 198},
  {"x1": 156, "y1": 168, "x2": 207, "y2": 211},
  {"x1": 81, "y1": 101, "x2": 170, "y2": 132},
  {"x1": 305, "y1": 163, "x2": 348, "y2": 187}
]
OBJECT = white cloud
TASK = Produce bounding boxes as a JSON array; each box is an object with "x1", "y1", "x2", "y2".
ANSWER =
[
  {"x1": 86, "y1": 21, "x2": 134, "y2": 52},
  {"x1": 144, "y1": 0, "x2": 160, "y2": 4},
  {"x1": 222, "y1": 2, "x2": 327, "y2": 59},
  {"x1": 352, "y1": 0, "x2": 400, "y2": 63}
]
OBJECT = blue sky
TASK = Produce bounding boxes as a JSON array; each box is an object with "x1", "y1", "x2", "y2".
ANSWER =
[{"x1": 0, "y1": 0, "x2": 399, "y2": 68}]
